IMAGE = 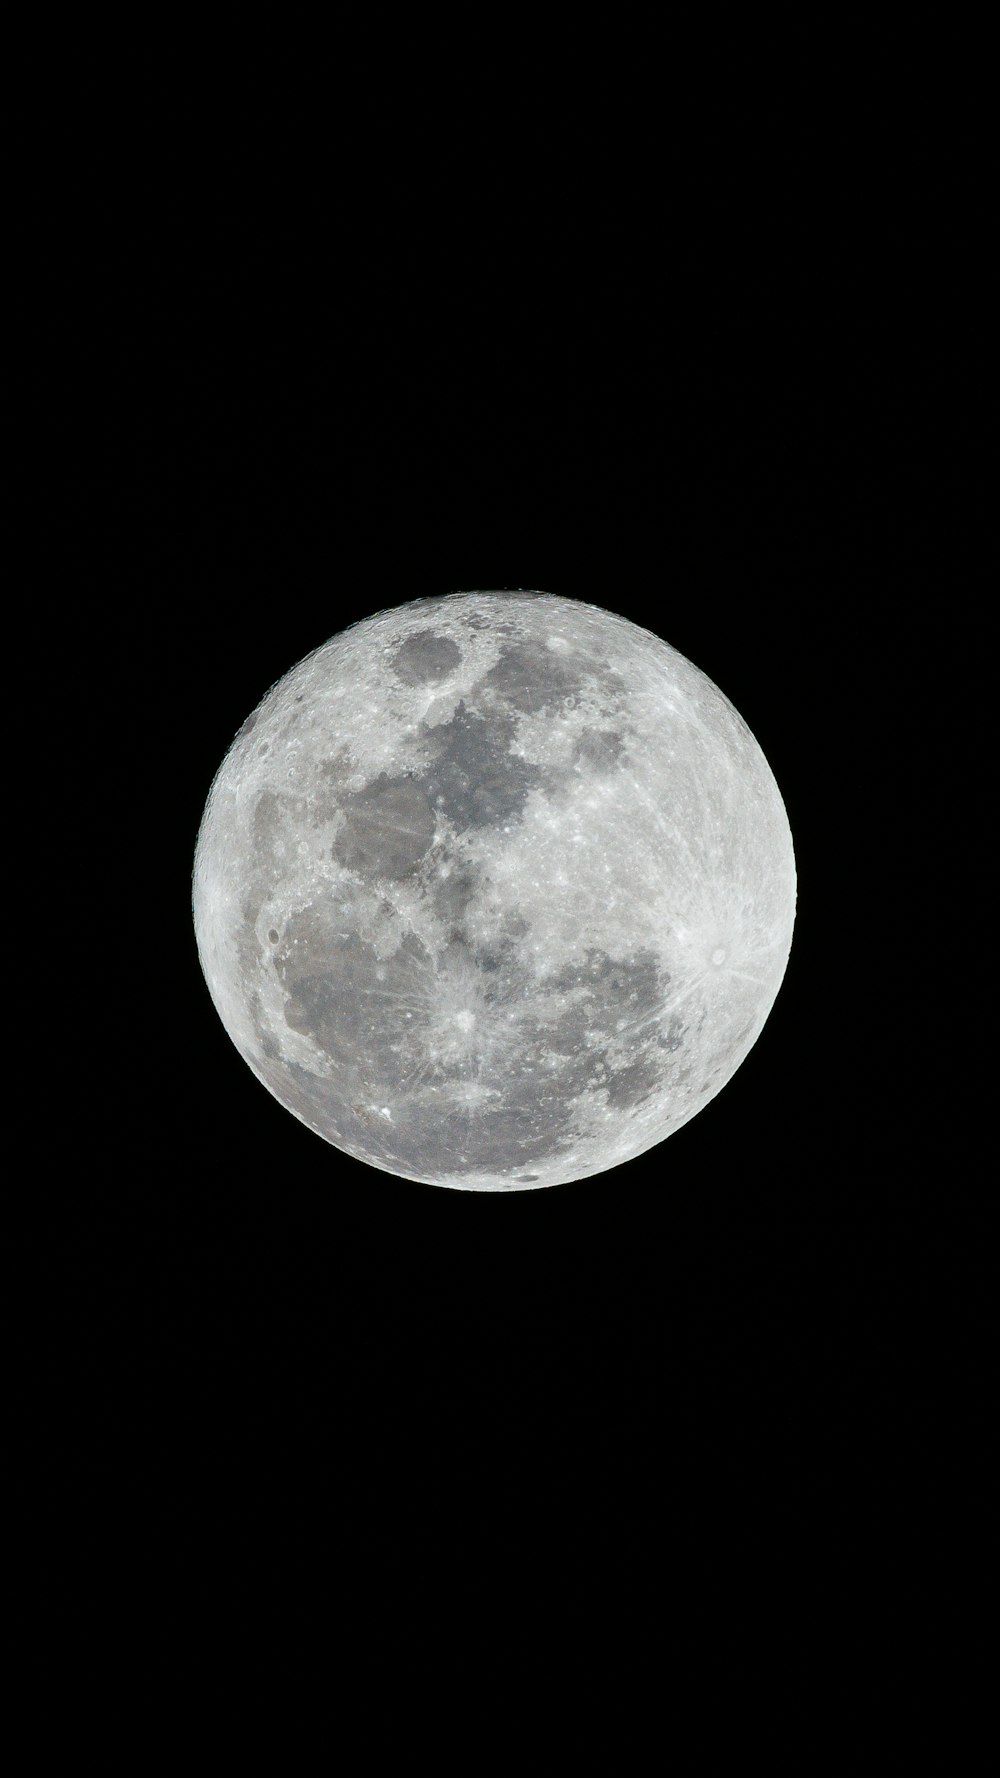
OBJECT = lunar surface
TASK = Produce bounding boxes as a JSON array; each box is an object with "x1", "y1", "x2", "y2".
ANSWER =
[{"x1": 193, "y1": 592, "x2": 796, "y2": 1189}]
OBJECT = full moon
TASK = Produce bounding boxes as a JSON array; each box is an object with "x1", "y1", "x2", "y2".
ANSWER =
[{"x1": 193, "y1": 592, "x2": 796, "y2": 1190}]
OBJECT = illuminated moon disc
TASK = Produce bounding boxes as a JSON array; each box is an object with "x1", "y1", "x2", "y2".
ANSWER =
[{"x1": 193, "y1": 591, "x2": 796, "y2": 1190}]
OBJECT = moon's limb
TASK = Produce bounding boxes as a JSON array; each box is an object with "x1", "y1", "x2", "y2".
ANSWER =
[{"x1": 193, "y1": 592, "x2": 796, "y2": 1189}]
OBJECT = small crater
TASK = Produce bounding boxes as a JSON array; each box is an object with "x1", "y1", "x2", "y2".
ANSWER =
[
  {"x1": 268, "y1": 928, "x2": 279, "y2": 944},
  {"x1": 514, "y1": 1174, "x2": 540, "y2": 1183}
]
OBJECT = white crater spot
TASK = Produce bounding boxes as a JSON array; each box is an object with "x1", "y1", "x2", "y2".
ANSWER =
[{"x1": 192, "y1": 590, "x2": 796, "y2": 1191}]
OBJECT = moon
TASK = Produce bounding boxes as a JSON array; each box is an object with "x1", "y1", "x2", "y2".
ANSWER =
[{"x1": 193, "y1": 592, "x2": 796, "y2": 1190}]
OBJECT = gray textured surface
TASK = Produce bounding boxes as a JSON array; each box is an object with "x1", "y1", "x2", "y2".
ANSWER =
[{"x1": 193, "y1": 592, "x2": 796, "y2": 1189}]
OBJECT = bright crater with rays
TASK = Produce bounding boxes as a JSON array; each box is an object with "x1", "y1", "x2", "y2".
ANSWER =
[{"x1": 193, "y1": 591, "x2": 796, "y2": 1189}]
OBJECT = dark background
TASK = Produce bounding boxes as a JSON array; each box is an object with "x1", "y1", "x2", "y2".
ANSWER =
[{"x1": 34, "y1": 37, "x2": 988, "y2": 1695}]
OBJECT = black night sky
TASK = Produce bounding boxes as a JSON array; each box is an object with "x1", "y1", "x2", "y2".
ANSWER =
[{"x1": 33, "y1": 34, "x2": 988, "y2": 1714}]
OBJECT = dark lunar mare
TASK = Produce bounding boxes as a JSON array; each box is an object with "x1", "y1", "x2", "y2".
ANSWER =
[
  {"x1": 250, "y1": 915, "x2": 678, "y2": 1180},
  {"x1": 420, "y1": 701, "x2": 542, "y2": 833},
  {"x1": 389, "y1": 630, "x2": 463, "y2": 686}
]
